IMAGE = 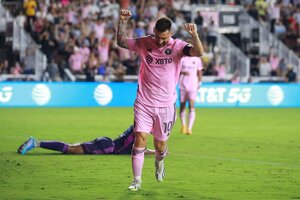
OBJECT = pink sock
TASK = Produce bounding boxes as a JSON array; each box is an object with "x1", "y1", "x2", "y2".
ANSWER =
[
  {"x1": 180, "y1": 109, "x2": 186, "y2": 126},
  {"x1": 132, "y1": 147, "x2": 145, "y2": 179},
  {"x1": 155, "y1": 146, "x2": 168, "y2": 161},
  {"x1": 188, "y1": 109, "x2": 196, "y2": 130}
]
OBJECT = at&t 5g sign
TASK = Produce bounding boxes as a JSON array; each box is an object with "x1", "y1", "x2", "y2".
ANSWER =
[{"x1": 0, "y1": 83, "x2": 299, "y2": 107}]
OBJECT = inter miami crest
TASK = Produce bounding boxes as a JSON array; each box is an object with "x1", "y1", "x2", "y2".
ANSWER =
[{"x1": 164, "y1": 48, "x2": 172, "y2": 55}]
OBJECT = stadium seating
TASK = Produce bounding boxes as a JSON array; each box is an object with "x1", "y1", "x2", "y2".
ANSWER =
[{"x1": 0, "y1": 0, "x2": 299, "y2": 83}]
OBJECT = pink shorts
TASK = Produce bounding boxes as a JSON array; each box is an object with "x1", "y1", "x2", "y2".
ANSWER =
[
  {"x1": 180, "y1": 89, "x2": 197, "y2": 103},
  {"x1": 134, "y1": 100, "x2": 176, "y2": 141}
]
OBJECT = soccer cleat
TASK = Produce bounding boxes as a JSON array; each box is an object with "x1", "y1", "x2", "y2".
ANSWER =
[
  {"x1": 17, "y1": 137, "x2": 37, "y2": 155},
  {"x1": 155, "y1": 160, "x2": 165, "y2": 182},
  {"x1": 181, "y1": 126, "x2": 187, "y2": 134},
  {"x1": 186, "y1": 129, "x2": 192, "y2": 135},
  {"x1": 128, "y1": 179, "x2": 142, "y2": 191}
]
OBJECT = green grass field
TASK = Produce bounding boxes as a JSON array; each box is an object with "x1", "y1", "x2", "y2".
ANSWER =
[{"x1": 1, "y1": 108, "x2": 300, "y2": 200}]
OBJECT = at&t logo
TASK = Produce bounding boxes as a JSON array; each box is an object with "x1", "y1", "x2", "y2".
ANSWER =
[
  {"x1": 267, "y1": 85, "x2": 284, "y2": 106},
  {"x1": 32, "y1": 84, "x2": 51, "y2": 105},
  {"x1": 197, "y1": 87, "x2": 252, "y2": 104},
  {"x1": 93, "y1": 84, "x2": 113, "y2": 106}
]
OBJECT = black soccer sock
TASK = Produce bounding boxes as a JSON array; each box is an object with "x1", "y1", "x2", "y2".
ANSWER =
[{"x1": 39, "y1": 141, "x2": 69, "y2": 153}]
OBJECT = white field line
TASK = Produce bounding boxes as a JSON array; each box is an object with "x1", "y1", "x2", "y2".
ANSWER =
[{"x1": 176, "y1": 153, "x2": 300, "y2": 169}]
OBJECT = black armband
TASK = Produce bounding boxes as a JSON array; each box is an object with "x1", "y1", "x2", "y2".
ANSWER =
[{"x1": 183, "y1": 44, "x2": 192, "y2": 56}]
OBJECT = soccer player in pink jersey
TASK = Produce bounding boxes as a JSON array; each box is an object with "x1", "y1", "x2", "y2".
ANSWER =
[
  {"x1": 117, "y1": 9, "x2": 205, "y2": 191},
  {"x1": 178, "y1": 56, "x2": 203, "y2": 135}
]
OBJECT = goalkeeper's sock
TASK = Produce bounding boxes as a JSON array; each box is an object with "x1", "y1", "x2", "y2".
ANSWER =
[
  {"x1": 188, "y1": 108, "x2": 196, "y2": 131},
  {"x1": 132, "y1": 147, "x2": 145, "y2": 179},
  {"x1": 39, "y1": 141, "x2": 69, "y2": 153}
]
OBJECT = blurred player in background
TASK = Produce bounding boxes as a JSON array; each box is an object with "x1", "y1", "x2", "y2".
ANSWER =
[
  {"x1": 179, "y1": 55, "x2": 203, "y2": 135},
  {"x1": 117, "y1": 9, "x2": 204, "y2": 191},
  {"x1": 18, "y1": 125, "x2": 154, "y2": 155}
]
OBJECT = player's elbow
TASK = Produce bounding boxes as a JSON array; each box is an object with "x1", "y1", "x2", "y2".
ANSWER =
[
  {"x1": 190, "y1": 48, "x2": 203, "y2": 57},
  {"x1": 117, "y1": 40, "x2": 128, "y2": 49},
  {"x1": 116, "y1": 40, "x2": 122, "y2": 47},
  {"x1": 116, "y1": 41, "x2": 123, "y2": 47}
]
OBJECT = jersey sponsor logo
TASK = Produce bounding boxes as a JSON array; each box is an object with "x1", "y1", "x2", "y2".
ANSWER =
[
  {"x1": 183, "y1": 66, "x2": 196, "y2": 70},
  {"x1": 0, "y1": 86, "x2": 13, "y2": 103},
  {"x1": 146, "y1": 55, "x2": 173, "y2": 65},
  {"x1": 155, "y1": 58, "x2": 172, "y2": 65},
  {"x1": 164, "y1": 48, "x2": 172, "y2": 55}
]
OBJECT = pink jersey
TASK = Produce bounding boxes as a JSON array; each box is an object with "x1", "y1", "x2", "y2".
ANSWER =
[
  {"x1": 93, "y1": 22, "x2": 105, "y2": 40},
  {"x1": 269, "y1": 55, "x2": 280, "y2": 70},
  {"x1": 69, "y1": 53, "x2": 83, "y2": 72},
  {"x1": 178, "y1": 56, "x2": 203, "y2": 91},
  {"x1": 97, "y1": 39, "x2": 109, "y2": 64},
  {"x1": 127, "y1": 36, "x2": 188, "y2": 107},
  {"x1": 80, "y1": 47, "x2": 91, "y2": 63}
]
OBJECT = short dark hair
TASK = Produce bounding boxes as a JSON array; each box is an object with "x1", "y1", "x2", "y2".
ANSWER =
[{"x1": 155, "y1": 17, "x2": 172, "y2": 32}]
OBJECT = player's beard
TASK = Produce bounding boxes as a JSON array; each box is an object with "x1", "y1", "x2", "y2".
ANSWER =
[{"x1": 156, "y1": 41, "x2": 166, "y2": 47}]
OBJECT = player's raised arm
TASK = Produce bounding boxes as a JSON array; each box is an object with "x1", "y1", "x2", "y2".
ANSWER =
[
  {"x1": 184, "y1": 23, "x2": 205, "y2": 57},
  {"x1": 117, "y1": 9, "x2": 132, "y2": 49}
]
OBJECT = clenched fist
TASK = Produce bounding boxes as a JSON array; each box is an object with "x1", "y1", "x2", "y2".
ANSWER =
[
  {"x1": 120, "y1": 9, "x2": 132, "y2": 21},
  {"x1": 184, "y1": 23, "x2": 198, "y2": 37}
]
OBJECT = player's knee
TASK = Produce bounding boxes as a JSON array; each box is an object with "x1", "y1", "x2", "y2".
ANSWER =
[
  {"x1": 134, "y1": 132, "x2": 147, "y2": 148},
  {"x1": 154, "y1": 141, "x2": 166, "y2": 153},
  {"x1": 189, "y1": 100, "x2": 195, "y2": 109},
  {"x1": 67, "y1": 145, "x2": 84, "y2": 154}
]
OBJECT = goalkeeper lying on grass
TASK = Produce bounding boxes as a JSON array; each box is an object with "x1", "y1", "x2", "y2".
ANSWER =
[{"x1": 18, "y1": 125, "x2": 154, "y2": 155}]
